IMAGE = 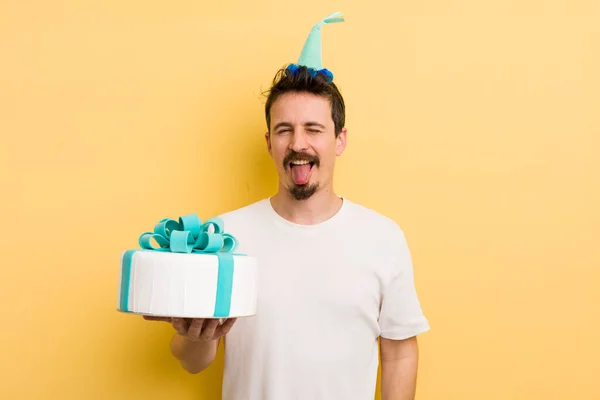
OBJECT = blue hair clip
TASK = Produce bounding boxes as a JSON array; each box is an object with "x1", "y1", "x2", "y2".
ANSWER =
[
  {"x1": 319, "y1": 68, "x2": 334, "y2": 82},
  {"x1": 285, "y1": 63, "x2": 334, "y2": 83},
  {"x1": 286, "y1": 64, "x2": 300, "y2": 75}
]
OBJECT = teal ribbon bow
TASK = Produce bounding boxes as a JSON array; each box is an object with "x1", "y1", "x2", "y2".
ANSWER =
[
  {"x1": 138, "y1": 214, "x2": 237, "y2": 255},
  {"x1": 120, "y1": 214, "x2": 239, "y2": 317}
]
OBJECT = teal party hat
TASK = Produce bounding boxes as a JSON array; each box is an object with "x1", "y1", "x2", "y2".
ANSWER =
[{"x1": 286, "y1": 12, "x2": 344, "y2": 82}]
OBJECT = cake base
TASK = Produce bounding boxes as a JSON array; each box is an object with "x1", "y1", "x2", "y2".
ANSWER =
[{"x1": 117, "y1": 249, "x2": 258, "y2": 318}]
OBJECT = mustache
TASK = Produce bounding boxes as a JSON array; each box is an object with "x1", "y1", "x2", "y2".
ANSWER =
[{"x1": 283, "y1": 150, "x2": 320, "y2": 169}]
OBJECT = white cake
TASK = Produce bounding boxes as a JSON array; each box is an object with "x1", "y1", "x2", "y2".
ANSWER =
[{"x1": 116, "y1": 214, "x2": 258, "y2": 318}]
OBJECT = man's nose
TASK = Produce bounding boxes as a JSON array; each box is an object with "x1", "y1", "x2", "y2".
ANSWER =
[{"x1": 290, "y1": 131, "x2": 309, "y2": 151}]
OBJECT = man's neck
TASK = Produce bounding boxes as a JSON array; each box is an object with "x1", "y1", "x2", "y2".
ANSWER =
[{"x1": 270, "y1": 185, "x2": 343, "y2": 225}]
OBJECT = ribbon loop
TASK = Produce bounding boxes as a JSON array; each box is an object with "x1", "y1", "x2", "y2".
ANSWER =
[
  {"x1": 180, "y1": 214, "x2": 202, "y2": 237},
  {"x1": 201, "y1": 217, "x2": 224, "y2": 234},
  {"x1": 170, "y1": 230, "x2": 195, "y2": 253},
  {"x1": 195, "y1": 232, "x2": 224, "y2": 252},
  {"x1": 222, "y1": 233, "x2": 237, "y2": 253},
  {"x1": 139, "y1": 232, "x2": 170, "y2": 249},
  {"x1": 154, "y1": 218, "x2": 179, "y2": 239}
]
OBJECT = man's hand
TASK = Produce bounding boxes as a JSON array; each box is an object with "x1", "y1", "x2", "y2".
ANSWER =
[
  {"x1": 143, "y1": 316, "x2": 237, "y2": 374},
  {"x1": 143, "y1": 316, "x2": 237, "y2": 341}
]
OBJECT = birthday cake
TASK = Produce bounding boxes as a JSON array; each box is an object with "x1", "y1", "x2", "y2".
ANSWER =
[{"x1": 117, "y1": 214, "x2": 258, "y2": 318}]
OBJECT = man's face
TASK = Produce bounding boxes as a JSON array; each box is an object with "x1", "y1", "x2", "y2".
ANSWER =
[{"x1": 266, "y1": 91, "x2": 347, "y2": 201}]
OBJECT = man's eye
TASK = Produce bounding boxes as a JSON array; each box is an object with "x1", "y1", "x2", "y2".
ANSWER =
[{"x1": 308, "y1": 129, "x2": 321, "y2": 133}]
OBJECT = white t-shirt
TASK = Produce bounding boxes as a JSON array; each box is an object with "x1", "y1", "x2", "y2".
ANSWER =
[{"x1": 217, "y1": 197, "x2": 430, "y2": 400}]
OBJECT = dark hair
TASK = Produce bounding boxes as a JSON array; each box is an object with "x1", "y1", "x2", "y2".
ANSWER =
[{"x1": 264, "y1": 65, "x2": 345, "y2": 137}]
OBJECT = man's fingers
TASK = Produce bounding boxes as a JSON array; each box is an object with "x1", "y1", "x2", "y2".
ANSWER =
[
  {"x1": 143, "y1": 316, "x2": 234, "y2": 341},
  {"x1": 221, "y1": 318, "x2": 237, "y2": 335},
  {"x1": 143, "y1": 316, "x2": 171, "y2": 322},
  {"x1": 212, "y1": 318, "x2": 237, "y2": 339},
  {"x1": 187, "y1": 319, "x2": 205, "y2": 339},
  {"x1": 171, "y1": 318, "x2": 189, "y2": 336},
  {"x1": 201, "y1": 319, "x2": 220, "y2": 340}
]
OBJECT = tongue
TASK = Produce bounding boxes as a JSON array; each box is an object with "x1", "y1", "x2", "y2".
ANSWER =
[{"x1": 291, "y1": 164, "x2": 311, "y2": 185}]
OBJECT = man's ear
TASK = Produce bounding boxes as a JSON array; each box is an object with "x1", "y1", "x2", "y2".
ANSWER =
[
  {"x1": 265, "y1": 131, "x2": 272, "y2": 156},
  {"x1": 335, "y1": 127, "x2": 347, "y2": 156}
]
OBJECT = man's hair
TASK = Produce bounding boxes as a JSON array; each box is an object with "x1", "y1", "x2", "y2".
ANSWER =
[{"x1": 264, "y1": 65, "x2": 345, "y2": 137}]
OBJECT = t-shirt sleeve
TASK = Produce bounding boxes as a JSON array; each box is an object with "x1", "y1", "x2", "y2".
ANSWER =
[{"x1": 378, "y1": 229, "x2": 430, "y2": 340}]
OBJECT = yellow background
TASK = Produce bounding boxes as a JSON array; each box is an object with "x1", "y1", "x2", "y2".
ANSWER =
[{"x1": 1, "y1": 0, "x2": 599, "y2": 399}]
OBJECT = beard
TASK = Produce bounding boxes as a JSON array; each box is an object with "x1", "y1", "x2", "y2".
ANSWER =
[
  {"x1": 289, "y1": 181, "x2": 319, "y2": 200},
  {"x1": 283, "y1": 150, "x2": 320, "y2": 201}
]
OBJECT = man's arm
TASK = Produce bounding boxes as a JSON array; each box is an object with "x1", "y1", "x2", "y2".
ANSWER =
[{"x1": 379, "y1": 336, "x2": 420, "y2": 400}]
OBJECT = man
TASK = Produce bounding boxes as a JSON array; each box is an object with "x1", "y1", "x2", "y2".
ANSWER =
[{"x1": 145, "y1": 12, "x2": 429, "y2": 399}]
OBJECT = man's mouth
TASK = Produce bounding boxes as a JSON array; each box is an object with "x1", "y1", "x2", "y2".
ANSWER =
[{"x1": 289, "y1": 159, "x2": 315, "y2": 185}]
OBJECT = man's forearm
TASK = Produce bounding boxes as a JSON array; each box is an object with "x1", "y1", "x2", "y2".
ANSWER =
[
  {"x1": 380, "y1": 356, "x2": 418, "y2": 400},
  {"x1": 170, "y1": 334, "x2": 219, "y2": 374}
]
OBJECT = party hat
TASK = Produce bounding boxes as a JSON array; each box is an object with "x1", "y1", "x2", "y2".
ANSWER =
[{"x1": 286, "y1": 12, "x2": 344, "y2": 82}]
